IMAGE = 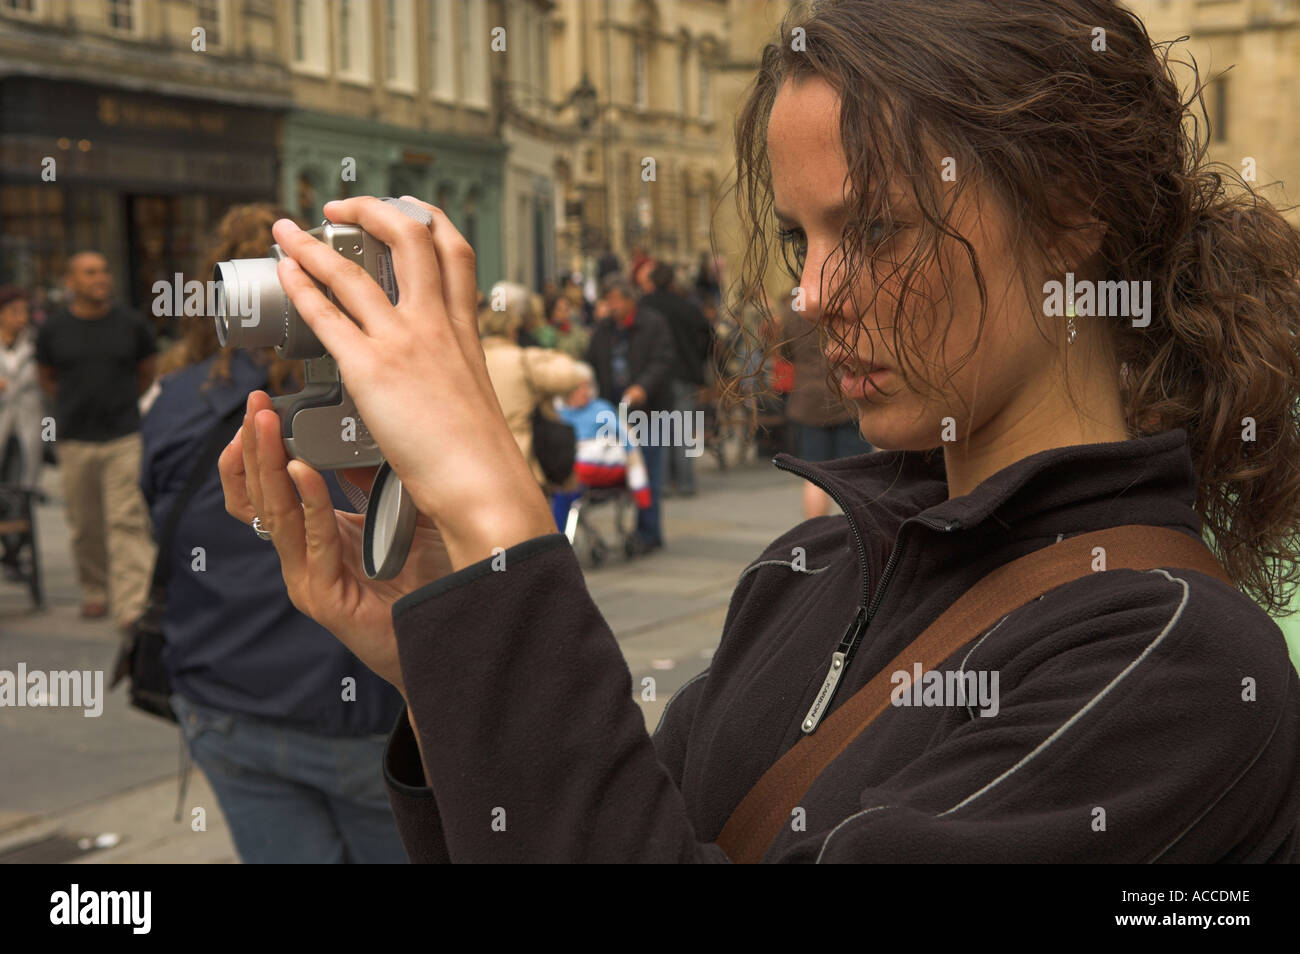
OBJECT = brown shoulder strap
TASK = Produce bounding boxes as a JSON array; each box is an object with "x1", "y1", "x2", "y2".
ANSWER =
[{"x1": 715, "y1": 524, "x2": 1231, "y2": 863}]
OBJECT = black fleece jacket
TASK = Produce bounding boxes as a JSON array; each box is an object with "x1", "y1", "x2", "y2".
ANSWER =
[{"x1": 382, "y1": 428, "x2": 1300, "y2": 862}]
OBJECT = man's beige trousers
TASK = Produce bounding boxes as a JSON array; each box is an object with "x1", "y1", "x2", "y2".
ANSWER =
[{"x1": 58, "y1": 433, "x2": 155, "y2": 628}]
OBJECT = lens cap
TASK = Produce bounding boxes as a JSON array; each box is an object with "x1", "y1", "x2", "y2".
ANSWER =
[{"x1": 362, "y1": 461, "x2": 417, "y2": 580}]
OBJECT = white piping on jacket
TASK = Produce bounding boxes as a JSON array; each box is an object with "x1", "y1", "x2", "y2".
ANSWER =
[
  {"x1": 938, "y1": 567, "x2": 1190, "y2": 816},
  {"x1": 815, "y1": 805, "x2": 891, "y2": 863},
  {"x1": 811, "y1": 567, "x2": 1192, "y2": 861},
  {"x1": 957, "y1": 614, "x2": 1011, "y2": 721},
  {"x1": 653, "y1": 669, "x2": 710, "y2": 739},
  {"x1": 738, "y1": 559, "x2": 829, "y2": 582}
]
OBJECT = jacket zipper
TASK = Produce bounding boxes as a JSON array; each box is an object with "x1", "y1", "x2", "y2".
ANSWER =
[{"x1": 773, "y1": 457, "x2": 961, "y2": 734}]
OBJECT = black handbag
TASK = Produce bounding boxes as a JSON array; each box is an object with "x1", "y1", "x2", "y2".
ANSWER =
[
  {"x1": 519, "y1": 348, "x2": 577, "y2": 486},
  {"x1": 111, "y1": 404, "x2": 244, "y2": 722}
]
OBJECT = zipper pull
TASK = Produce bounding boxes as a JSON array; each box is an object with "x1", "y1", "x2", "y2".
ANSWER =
[{"x1": 800, "y1": 606, "x2": 869, "y2": 735}]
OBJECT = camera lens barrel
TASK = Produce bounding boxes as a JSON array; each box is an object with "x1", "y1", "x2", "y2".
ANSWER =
[
  {"x1": 213, "y1": 254, "x2": 328, "y2": 359},
  {"x1": 212, "y1": 258, "x2": 288, "y2": 350}
]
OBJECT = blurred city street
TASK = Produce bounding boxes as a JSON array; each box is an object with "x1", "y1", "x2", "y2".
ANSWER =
[{"x1": 0, "y1": 447, "x2": 804, "y2": 863}]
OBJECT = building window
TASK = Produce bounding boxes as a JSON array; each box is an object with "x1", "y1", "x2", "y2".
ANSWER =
[
  {"x1": 385, "y1": 0, "x2": 415, "y2": 89},
  {"x1": 292, "y1": 0, "x2": 327, "y2": 72},
  {"x1": 196, "y1": 0, "x2": 223, "y2": 47},
  {"x1": 107, "y1": 0, "x2": 137, "y2": 33},
  {"x1": 429, "y1": 0, "x2": 456, "y2": 100},
  {"x1": 633, "y1": 39, "x2": 648, "y2": 111},
  {"x1": 510, "y1": 5, "x2": 525, "y2": 93},
  {"x1": 1211, "y1": 76, "x2": 1228, "y2": 143},
  {"x1": 460, "y1": 0, "x2": 488, "y2": 108},
  {"x1": 678, "y1": 47, "x2": 688, "y2": 115},
  {"x1": 1, "y1": 0, "x2": 38, "y2": 16},
  {"x1": 535, "y1": 8, "x2": 548, "y2": 110},
  {"x1": 523, "y1": 6, "x2": 537, "y2": 110},
  {"x1": 510, "y1": 3, "x2": 548, "y2": 114},
  {"x1": 340, "y1": 0, "x2": 352, "y2": 70},
  {"x1": 338, "y1": 0, "x2": 372, "y2": 82},
  {"x1": 384, "y1": 0, "x2": 397, "y2": 80},
  {"x1": 699, "y1": 61, "x2": 712, "y2": 121}
]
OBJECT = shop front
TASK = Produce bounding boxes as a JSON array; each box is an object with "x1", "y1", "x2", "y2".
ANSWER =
[{"x1": 0, "y1": 77, "x2": 281, "y2": 335}]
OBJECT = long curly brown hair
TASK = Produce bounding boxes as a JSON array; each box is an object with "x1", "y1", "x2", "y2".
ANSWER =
[
  {"x1": 155, "y1": 203, "x2": 302, "y2": 395},
  {"x1": 728, "y1": 0, "x2": 1300, "y2": 613}
]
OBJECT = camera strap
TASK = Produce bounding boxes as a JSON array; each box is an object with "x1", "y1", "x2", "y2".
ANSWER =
[{"x1": 714, "y1": 524, "x2": 1232, "y2": 863}]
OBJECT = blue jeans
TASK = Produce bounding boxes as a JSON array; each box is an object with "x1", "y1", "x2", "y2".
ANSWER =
[
  {"x1": 171, "y1": 693, "x2": 407, "y2": 864},
  {"x1": 636, "y1": 440, "x2": 666, "y2": 545}
]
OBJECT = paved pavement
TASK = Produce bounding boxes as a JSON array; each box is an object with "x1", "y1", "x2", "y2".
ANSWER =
[{"x1": 0, "y1": 447, "x2": 808, "y2": 863}]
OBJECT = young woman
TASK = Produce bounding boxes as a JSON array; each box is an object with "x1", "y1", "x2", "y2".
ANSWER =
[{"x1": 218, "y1": 0, "x2": 1300, "y2": 862}]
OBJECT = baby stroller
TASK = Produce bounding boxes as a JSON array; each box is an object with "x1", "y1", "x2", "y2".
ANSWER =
[
  {"x1": 562, "y1": 483, "x2": 638, "y2": 567},
  {"x1": 556, "y1": 443, "x2": 652, "y2": 567}
]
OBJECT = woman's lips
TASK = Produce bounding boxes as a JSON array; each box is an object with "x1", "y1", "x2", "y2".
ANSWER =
[
  {"x1": 839, "y1": 366, "x2": 892, "y2": 398},
  {"x1": 827, "y1": 352, "x2": 893, "y2": 398}
]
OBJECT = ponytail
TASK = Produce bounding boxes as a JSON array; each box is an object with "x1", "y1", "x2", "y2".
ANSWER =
[{"x1": 1117, "y1": 115, "x2": 1300, "y2": 615}]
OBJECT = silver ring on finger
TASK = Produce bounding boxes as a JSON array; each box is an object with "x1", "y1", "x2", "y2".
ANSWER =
[{"x1": 252, "y1": 516, "x2": 273, "y2": 541}]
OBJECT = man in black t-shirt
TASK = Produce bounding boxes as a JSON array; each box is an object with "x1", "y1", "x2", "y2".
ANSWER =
[{"x1": 36, "y1": 251, "x2": 157, "y2": 629}]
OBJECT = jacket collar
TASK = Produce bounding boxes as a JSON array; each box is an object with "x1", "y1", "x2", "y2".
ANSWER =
[{"x1": 774, "y1": 428, "x2": 1204, "y2": 597}]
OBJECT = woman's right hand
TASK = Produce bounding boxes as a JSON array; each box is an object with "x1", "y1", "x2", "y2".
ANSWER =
[{"x1": 218, "y1": 390, "x2": 455, "y2": 699}]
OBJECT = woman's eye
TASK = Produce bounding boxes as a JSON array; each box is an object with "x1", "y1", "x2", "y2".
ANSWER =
[
  {"x1": 865, "y1": 219, "x2": 894, "y2": 244},
  {"x1": 777, "y1": 227, "x2": 806, "y2": 253},
  {"x1": 777, "y1": 227, "x2": 807, "y2": 276}
]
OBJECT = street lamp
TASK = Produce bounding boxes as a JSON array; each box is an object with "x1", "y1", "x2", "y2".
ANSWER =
[{"x1": 566, "y1": 72, "x2": 599, "y2": 131}]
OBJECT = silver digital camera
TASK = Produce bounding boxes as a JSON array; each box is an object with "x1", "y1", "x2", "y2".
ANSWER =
[
  {"x1": 212, "y1": 196, "x2": 431, "y2": 470},
  {"x1": 212, "y1": 196, "x2": 432, "y2": 579}
]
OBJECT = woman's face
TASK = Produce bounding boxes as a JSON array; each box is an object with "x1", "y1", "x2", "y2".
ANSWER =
[{"x1": 766, "y1": 76, "x2": 1063, "y2": 453}]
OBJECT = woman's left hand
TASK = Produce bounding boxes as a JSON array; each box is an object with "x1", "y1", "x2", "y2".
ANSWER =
[
  {"x1": 266, "y1": 196, "x2": 557, "y2": 571},
  {"x1": 219, "y1": 423, "x2": 455, "y2": 697}
]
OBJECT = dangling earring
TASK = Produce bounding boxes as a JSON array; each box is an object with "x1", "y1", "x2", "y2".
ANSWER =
[{"x1": 1066, "y1": 298, "x2": 1078, "y2": 345}]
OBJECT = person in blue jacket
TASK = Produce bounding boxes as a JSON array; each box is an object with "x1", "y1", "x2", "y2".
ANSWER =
[{"x1": 140, "y1": 204, "x2": 405, "y2": 863}]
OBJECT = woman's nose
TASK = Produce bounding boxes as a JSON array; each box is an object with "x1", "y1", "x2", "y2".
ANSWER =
[{"x1": 797, "y1": 257, "x2": 828, "y2": 323}]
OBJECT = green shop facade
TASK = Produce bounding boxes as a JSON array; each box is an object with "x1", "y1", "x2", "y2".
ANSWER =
[{"x1": 281, "y1": 112, "x2": 506, "y2": 296}]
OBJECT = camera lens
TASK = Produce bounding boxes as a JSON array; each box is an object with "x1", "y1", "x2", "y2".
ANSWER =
[
  {"x1": 213, "y1": 281, "x2": 231, "y2": 346},
  {"x1": 211, "y1": 258, "x2": 290, "y2": 350}
]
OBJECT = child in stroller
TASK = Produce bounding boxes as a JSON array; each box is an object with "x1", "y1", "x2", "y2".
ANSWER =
[{"x1": 553, "y1": 365, "x2": 652, "y2": 564}]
